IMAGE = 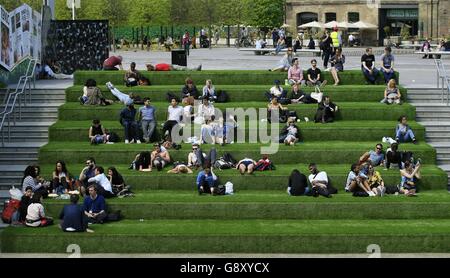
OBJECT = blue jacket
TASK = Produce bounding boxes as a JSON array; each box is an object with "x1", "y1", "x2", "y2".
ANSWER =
[
  {"x1": 83, "y1": 195, "x2": 106, "y2": 214},
  {"x1": 59, "y1": 204, "x2": 86, "y2": 232}
]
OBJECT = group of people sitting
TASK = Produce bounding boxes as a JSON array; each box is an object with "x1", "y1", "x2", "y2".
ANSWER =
[{"x1": 16, "y1": 158, "x2": 130, "y2": 230}]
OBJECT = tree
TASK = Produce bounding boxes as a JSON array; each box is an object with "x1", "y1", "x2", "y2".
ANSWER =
[
  {"x1": 247, "y1": 0, "x2": 284, "y2": 29},
  {"x1": 190, "y1": 0, "x2": 221, "y2": 49},
  {"x1": 129, "y1": 0, "x2": 170, "y2": 27},
  {"x1": 219, "y1": 0, "x2": 250, "y2": 26}
]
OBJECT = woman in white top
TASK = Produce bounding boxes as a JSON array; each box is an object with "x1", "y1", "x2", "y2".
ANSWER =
[
  {"x1": 26, "y1": 193, "x2": 54, "y2": 227},
  {"x1": 196, "y1": 97, "x2": 215, "y2": 124}
]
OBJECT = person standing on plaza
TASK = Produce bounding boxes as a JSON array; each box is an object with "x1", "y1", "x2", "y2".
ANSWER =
[
  {"x1": 320, "y1": 30, "x2": 333, "y2": 69},
  {"x1": 182, "y1": 30, "x2": 191, "y2": 56},
  {"x1": 330, "y1": 27, "x2": 341, "y2": 55}
]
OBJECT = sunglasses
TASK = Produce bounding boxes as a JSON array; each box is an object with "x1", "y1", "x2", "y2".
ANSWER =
[{"x1": 376, "y1": 147, "x2": 382, "y2": 150}]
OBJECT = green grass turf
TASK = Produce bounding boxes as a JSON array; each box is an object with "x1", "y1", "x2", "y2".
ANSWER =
[
  {"x1": 74, "y1": 70, "x2": 399, "y2": 86},
  {"x1": 40, "y1": 190, "x2": 450, "y2": 220},
  {"x1": 1, "y1": 219, "x2": 448, "y2": 254},
  {"x1": 38, "y1": 141, "x2": 437, "y2": 165},
  {"x1": 58, "y1": 101, "x2": 416, "y2": 121},
  {"x1": 65, "y1": 84, "x2": 408, "y2": 103},
  {"x1": 37, "y1": 163, "x2": 447, "y2": 191},
  {"x1": 49, "y1": 120, "x2": 426, "y2": 142}
]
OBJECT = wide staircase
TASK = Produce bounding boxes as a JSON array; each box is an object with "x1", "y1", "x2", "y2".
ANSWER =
[
  {"x1": 0, "y1": 89, "x2": 65, "y2": 204},
  {"x1": 1, "y1": 70, "x2": 449, "y2": 254}
]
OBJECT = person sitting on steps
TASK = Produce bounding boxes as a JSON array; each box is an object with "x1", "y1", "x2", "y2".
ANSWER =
[
  {"x1": 395, "y1": 115, "x2": 417, "y2": 144},
  {"x1": 306, "y1": 59, "x2": 327, "y2": 87},
  {"x1": 314, "y1": 96, "x2": 338, "y2": 123},
  {"x1": 380, "y1": 79, "x2": 401, "y2": 105}
]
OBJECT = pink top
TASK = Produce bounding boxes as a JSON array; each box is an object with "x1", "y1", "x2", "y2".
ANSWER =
[{"x1": 288, "y1": 66, "x2": 303, "y2": 81}]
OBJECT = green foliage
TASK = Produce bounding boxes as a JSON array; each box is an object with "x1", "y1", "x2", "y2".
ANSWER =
[
  {"x1": 400, "y1": 25, "x2": 411, "y2": 40},
  {"x1": 247, "y1": 0, "x2": 284, "y2": 28},
  {"x1": 128, "y1": 0, "x2": 170, "y2": 27}
]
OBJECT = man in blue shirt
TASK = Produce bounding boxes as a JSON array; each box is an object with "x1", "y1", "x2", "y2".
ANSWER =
[
  {"x1": 83, "y1": 186, "x2": 107, "y2": 224},
  {"x1": 59, "y1": 194, "x2": 92, "y2": 232},
  {"x1": 120, "y1": 100, "x2": 141, "y2": 144},
  {"x1": 79, "y1": 157, "x2": 96, "y2": 189},
  {"x1": 139, "y1": 98, "x2": 157, "y2": 143},
  {"x1": 196, "y1": 167, "x2": 218, "y2": 195}
]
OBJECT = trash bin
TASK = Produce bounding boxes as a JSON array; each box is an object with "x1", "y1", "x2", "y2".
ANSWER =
[{"x1": 171, "y1": 49, "x2": 187, "y2": 67}]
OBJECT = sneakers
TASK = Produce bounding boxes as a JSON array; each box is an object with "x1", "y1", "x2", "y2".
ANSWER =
[
  {"x1": 106, "y1": 82, "x2": 114, "y2": 90},
  {"x1": 412, "y1": 139, "x2": 418, "y2": 145},
  {"x1": 136, "y1": 140, "x2": 142, "y2": 144},
  {"x1": 368, "y1": 191, "x2": 376, "y2": 197},
  {"x1": 125, "y1": 139, "x2": 130, "y2": 144}
]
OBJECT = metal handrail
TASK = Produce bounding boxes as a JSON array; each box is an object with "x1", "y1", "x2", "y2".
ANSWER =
[
  {"x1": 434, "y1": 59, "x2": 449, "y2": 102},
  {"x1": 0, "y1": 59, "x2": 37, "y2": 147}
]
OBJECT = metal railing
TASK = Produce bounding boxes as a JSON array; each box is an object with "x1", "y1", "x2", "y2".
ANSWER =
[
  {"x1": 0, "y1": 59, "x2": 37, "y2": 147},
  {"x1": 434, "y1": 59, "x2": 450, "y2": 104}
]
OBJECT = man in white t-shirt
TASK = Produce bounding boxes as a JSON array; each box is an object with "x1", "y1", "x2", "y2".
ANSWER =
[
  {"x1": 163, "y1": 98, "x2": 184, "y2": 138},
  {"x1": 307, "y1": 163, "x2": 332, "y2": 198},
  {"x1": 88, "y1": 166, "x2": 114, "y2": 198}
]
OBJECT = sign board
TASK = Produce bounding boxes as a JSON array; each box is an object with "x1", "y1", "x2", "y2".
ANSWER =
[
  {"x1": 387, "y1": 9, "x2": 419, "y2": 19},
  {"x1": 66, "y1": 0, "x2": 81, "y2": 9},
  {"x1": 0, "y1": 4, "x2": 41, "y2": 71}
]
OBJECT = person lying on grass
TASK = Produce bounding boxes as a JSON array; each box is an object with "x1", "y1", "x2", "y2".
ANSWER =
[{"x1": 236, "y1": 158, "x2": 257, "y2": 175}]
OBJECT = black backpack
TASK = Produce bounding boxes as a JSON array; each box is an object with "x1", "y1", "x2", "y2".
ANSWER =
[
  {"x1": 108, "y1": 132, "x2": 120, "y2": 143},
  {"x1": 213, "y1": 185, "x2": 226, "y2": 196},
  {"x1": 214, "y1": 158, "x2": 232, "y2": 170},
  {"x1": 216, "y1": 90, "x2": 229, "y2": 103},
  {"x1": 222, "y1": 152, "x2": 237, "y2": 167}
]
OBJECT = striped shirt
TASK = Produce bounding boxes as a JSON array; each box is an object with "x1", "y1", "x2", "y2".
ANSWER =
[{"x1": 22, "y1": 176, "x2": 42, "y2": 193}]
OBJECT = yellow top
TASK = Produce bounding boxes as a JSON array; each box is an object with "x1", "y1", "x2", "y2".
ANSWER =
[
  {"x1": 331, "y1": 31, "x2": 340, "y2": 47},
  {"x1": 368, "y1": 171, "x2": 383, "y2": 188}
]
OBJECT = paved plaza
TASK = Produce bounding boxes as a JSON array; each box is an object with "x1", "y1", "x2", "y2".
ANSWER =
[{"x1": 109, "y1": 47, "x2": 450, "y2": 89}]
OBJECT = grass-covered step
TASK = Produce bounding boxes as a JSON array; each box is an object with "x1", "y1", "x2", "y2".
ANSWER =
[
  {"x1": 1, "y1": 219, "x2": 448, "y2": 254},
  {"x1": 74, "y1": 70, "x2": 399, "y2": 86},
  {"x1": 58, "y1": 102, "x2": 416, "y2": 122},
  {"x1": 49, "y1": 120, "x2": 426, "y2": 142},
  {"x1": 38, "y1": 141, "x2": 438, "y2": 166},
  {"x1": 36, "y1": 164, "x2": 447, "y2": 190},
  {"x1": 41, "y1": 190, "x2": 450, "y2": 220},
  {"x1": 66, "y1": 85, "x2": 408, "y2": 103}
]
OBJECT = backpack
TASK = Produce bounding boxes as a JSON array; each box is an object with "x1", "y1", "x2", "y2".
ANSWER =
[
  {"x1": 107, "y1": 132, "x2": 120, "y2": 143},
  {"x1": 222, "y1": 152, "x2": 237, "y2": 167},
  {"x1": 214, "y1": 158, "x2": 232, "y2": 170},
  {"x1": 255, "y1": 159, "x2": 275, "y2": 171},
  {"x1": 212, "y1": 185, "x2": 226, "y2": 196},
  {"x1": 216, "y1": 90, "x2": 229, "y2": 103},
  {"x1": 1, "y1": 199, "x2": 20, "y2": 224}
]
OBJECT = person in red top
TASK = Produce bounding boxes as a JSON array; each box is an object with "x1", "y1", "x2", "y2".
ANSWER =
[
  {"x1": 103, "y1": 55, "x2": 123, "y2": 71},
  {"x1": 146, "y1": 63, "x2": 202, "y2": 72}
]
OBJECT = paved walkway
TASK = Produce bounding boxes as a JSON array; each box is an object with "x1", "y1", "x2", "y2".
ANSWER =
[{"x1": 111, "y1": 47, "x2": 449, "y2": 88}]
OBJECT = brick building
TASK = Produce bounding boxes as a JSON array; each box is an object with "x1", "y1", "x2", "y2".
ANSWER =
[{"x1": 286, "y1": 0, "x2": 450, "y2": 45}]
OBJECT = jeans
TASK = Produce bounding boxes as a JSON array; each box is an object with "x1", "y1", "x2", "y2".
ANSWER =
[
  {"x1": 322, "y1": 51, "x2": 331, "y2": 68},
  {"x1": 275, "y1": 44, "x2": 285, "y2": 54},
  {"x1": 362, "y1": 67, "x2": 380, "y2": 84},
  {"x1": 141, "y1": 120, "x2": 156, "y2": 141},
  {"x1": 396, "y1": 129, "x2": 416, "y2": 142},
  {"x1": 110, "y1": 87, "x2": 132, "y2": 104},
  {"x1": 123, "y1": 120, "x2": 138, "y2": 141},
  {"x1": 265, "y1": 90, "x2": 287, "y2": 101},
  {"x1": 381, "y1": 68, "x2": 395, "y2": 84}
]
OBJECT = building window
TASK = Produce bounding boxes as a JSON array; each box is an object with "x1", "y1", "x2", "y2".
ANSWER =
[
  {"x1": 297, "y1": 12, "x2": 318, "y2": 27},
  {"x1": 325, "y1": 13, "x2": 336, "y2": 23},
  {"x1": 348, "y1": 12, "x2": 360, "y2": 23}
]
